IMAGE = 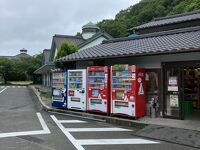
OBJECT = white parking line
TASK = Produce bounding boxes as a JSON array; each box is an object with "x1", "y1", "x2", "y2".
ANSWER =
[
  {"x1": 12, "y1": 86, "x2": 15, "y2": 88},
  {"x1": 51, "y1": 115, "x2": 159, "y2": 150},
  {"x1": 51, "y1": 115, "x2": 85, "y2": 150},
  {"x1": 0, "y1": 113, "x2": 50, "y2": 138},
  {"x1": 59, "y1": 120, "x2": 87, "y2": 123},
  {"x1": 65, "y1": 128, "x2": 131, "y2": 132},
  {"x1": 78, "y1": 139, "x2": 159, "y2": 145},
  {"x1": 0, "y1": 87, "x2": 7, "y2": 94}
]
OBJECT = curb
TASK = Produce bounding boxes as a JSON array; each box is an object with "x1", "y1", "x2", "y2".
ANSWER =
[{"x1": 30, "y1": 85, "x2": 147, "y2": 129}]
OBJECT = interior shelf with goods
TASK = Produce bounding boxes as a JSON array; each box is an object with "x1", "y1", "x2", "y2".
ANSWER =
[
  {"x1": 69, "y1": 71, "x2": 83, "y2": 89},
  {"x1": 112, "y1": 70, "x2": 132, "y2": 90},
  {"x1": 184, "y1": 68, "x2": 200, "y2": 110},
  {"x1": 88, "y1": 71, "x2": 105, "y2": 89},
  {"x1": 52, "y1": 72, "x2": 64, "y2": 88}
]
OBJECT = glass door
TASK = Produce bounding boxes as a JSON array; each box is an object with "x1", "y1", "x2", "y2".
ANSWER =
[{"x1": 163, "y1": 66, "x2": 184, "y2": 119}]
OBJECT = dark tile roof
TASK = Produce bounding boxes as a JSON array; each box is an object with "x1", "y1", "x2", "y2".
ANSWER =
[
  {"x1": 59, "y1": 26, "x2": 200, "y2": 62},
  {"x1": 53, "y1": 34, "x2": 85, "y2": 50},
  {"x1": 131, "y1": 10, "x2": 200, "y2": 30},
  {"x1": 34, "y1": 63, "x2": 55, "y2": 74}
]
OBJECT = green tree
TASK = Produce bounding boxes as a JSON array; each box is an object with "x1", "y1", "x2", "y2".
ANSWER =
[
  {"x1": 97, "y1": 0, "x2": 200, "y2": 38},
  {"x1": 0, "y1": 58, "x2": 12, "y2": 84},
  {"x1": 0, "y1": 53, "x2": 42, "y2": 84},
  {"x1": 56, "y1": 41, "x2": 77, "y2": 60}
]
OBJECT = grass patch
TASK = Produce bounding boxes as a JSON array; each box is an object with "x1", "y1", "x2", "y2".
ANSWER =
[
  {"x1": 9, "y1": 81, "x2": 33, "y2": 85},
  {"x1": 40, "y1": 91, "x2": 52, "y2": 99}
]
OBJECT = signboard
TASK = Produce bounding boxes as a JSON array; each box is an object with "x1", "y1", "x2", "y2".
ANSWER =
[
  {"x1": 170, "y1": 95, "x2": 179, "y2": 107},
  {"x1": 168, "y1": 76, "x2": 178, "y2": 91}
]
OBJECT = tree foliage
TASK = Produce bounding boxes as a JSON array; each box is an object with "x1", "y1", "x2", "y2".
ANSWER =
[
  {"x1": 0, "y1": 53, "x2": 42, "y2": 84},
  {"x1": 56, "y1": 41, "x2": 77, "y2": 60},
  {"x1": 97, "y1": 0, "x2": 200, "y2": 38}
]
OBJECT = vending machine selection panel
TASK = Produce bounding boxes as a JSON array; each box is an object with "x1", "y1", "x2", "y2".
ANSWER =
[
  {"x1": 68, "y1": 69, "x2": 86, "y2": 111},
  {"x1": 52, "y1": 70, "x2": 67, "y2": 108},
  {"x1": 111, "y1": 64, "x2": 145, "y2": 118},
  {"x1": 87, "y1": 66, "x2": 110, "y2": 114}
]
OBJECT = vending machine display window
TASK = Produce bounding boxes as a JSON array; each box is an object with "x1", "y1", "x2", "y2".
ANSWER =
[
  {"x1": 92, "y1": 90, "x2": 99, "y2": 97},
  {"x1": 88, "y1": 71, "x2": 105, "y2": 89},
  {"x1": 69, "y1": 71, "x2": 83, "y2": 90}
]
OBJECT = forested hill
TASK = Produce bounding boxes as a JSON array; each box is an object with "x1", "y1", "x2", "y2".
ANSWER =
[{"x1": 97, "y1": 0, "x2": 200, "y2": 38}]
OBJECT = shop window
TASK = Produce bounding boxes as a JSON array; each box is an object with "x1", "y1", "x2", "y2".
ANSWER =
[{"x1": 146, "y1": 71, "x2": 160, "y2": 117}]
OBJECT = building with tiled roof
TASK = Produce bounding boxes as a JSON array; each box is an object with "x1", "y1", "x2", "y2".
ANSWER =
[
  {"x1": 129, "y1": 10, "x2": 200, "y2": 35},
  {"x1": 34, "y1": 22, "x2": 112, "y2": 87},
  {"x1": 0, "y1": 48, "x2": 31, "y2": 59},
  {"x1": 58, "y1": 10, "x2": 200, "y2": 120}
]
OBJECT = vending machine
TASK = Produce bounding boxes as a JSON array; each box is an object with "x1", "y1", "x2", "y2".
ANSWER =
[
  {"x1": 52, "y1": 69, "x2": 67, "y2": 108},
  {"x1": 68, "y1": 69, "x2": 87, "y2": 111},
  {"x1": 87, "y1": 66, "x2": 110, "y2": 114},
  {"x1": 111, "y1": 64, "x2": 146, "y2": 118}
]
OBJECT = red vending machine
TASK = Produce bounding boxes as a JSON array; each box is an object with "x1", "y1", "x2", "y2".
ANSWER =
[
  {"x1": 87, "y1": 66, "x2": 110, "y2": 114},
  {"x1": 111, "y1": 64, "x2": 146, "y2": 118}
]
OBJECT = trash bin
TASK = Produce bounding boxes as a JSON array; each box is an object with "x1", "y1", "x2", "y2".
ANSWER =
[{"x1": 184, "y1": 101, "x2": 193, "y2": 115}]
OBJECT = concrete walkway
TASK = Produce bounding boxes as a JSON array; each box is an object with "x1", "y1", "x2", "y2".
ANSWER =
[{"x1": 31, "y1": 85, "x2": 200, "y2": 148}]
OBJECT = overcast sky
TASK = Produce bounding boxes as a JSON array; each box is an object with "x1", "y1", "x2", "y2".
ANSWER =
[{"x1": 0, "y1": 0, "x2": 140, "y2": 56}]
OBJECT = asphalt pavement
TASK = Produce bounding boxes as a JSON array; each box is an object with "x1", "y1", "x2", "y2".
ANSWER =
[{"x1": 0, "y1": 85, "x2": 199, "y2": 150}]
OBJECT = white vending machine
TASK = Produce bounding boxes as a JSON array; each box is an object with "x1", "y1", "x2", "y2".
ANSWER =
[{"x1": 67, "y1": 69, "x2": 87, "y2": 111}]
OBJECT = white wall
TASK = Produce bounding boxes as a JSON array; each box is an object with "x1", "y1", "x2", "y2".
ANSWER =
[
  {"x1": 53, "y1": 48, "x2": 58, "y2": 61},
  {"x1": 78, "y1": 37, "x2": 107, "y2": 51},
  {"x1": 82, "y1": 32, "x2": 95, "y2": 40}
]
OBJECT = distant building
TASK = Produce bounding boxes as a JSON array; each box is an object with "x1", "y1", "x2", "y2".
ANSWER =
[
  {"x1": 0, "y1": 48, "x2": 31, "y2": 59},
  {"x1": 34, "y1": 22, "x2": 112, "y2": 87}
]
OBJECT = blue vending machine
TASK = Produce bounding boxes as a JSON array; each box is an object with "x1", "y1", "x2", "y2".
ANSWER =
[{"x1": 51, "y1": 69, "x2": 67, "y2": 108}]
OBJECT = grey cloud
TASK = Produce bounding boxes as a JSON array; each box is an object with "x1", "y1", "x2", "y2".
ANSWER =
[{"x1": 0, "y1": 0, "x2": 140, "y2": 56}]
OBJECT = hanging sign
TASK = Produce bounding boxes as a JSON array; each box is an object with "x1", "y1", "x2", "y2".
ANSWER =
[{"x1": 168, "y1": 76, "x2": 178, "y2": 91}]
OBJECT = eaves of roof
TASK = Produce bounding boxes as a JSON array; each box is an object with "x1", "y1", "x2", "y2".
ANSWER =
[
  {"x1": 58, "y1": 26, "x2": 200, "y2": 63},
  {"x1": 129, "y1": 10, "x2": 200, "y2": 31},
  {"x1": 34, "y1": 63, "x2": 55, "y2": 74}
]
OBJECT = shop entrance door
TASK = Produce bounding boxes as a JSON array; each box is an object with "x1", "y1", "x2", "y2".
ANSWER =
[{"x1": 163, "y1": 65, "x2": 184, "y2": 119}]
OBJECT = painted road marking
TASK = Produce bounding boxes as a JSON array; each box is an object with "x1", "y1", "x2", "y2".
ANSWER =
[
  {"x1": 0, "y1": 87, "x2": 7, "y2": 94},
  {"x1": 0, "y1": 113, "x2": 50, "y2": 138},
  {"x1": 77, "y1": 139, "x2": 159, "y2": 145},
  {"x1": 51, "y1": 115, "x2": 85, "y2": 150},
  {"x1": 51, "y1": 115, "x2": 159, "y2": 150},
  {"x1": 59, "y1": 120, "x2": 87, "y2": 123},
  {"x1": 65, "y1": 128, "x2": 131, "y2": 132},
  {"x1": 12, "y1": 86, "x2": 15, "y2": 88}
]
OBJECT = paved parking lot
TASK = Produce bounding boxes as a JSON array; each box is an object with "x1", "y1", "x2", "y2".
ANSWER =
[{"x1": 0, "y1": 86, "x2": 199, "y2": 150}]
